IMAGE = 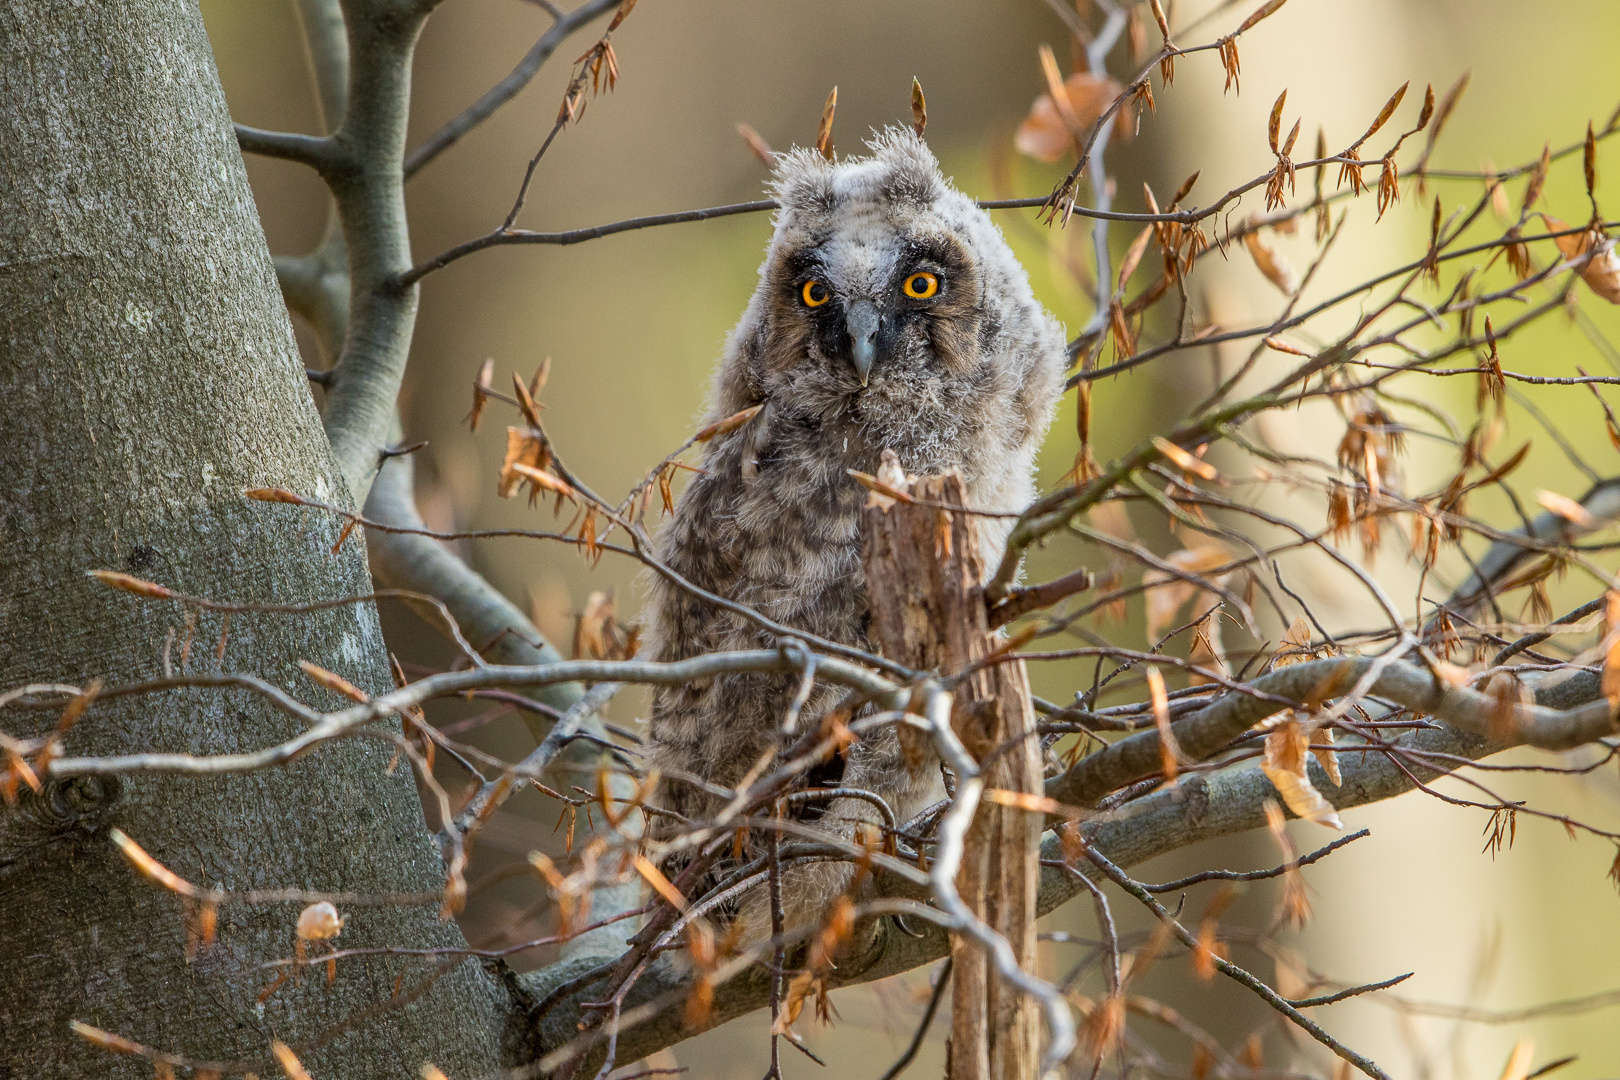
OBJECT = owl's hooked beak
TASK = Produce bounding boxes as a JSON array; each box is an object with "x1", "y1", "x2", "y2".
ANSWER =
[{"x1": 846, "y1": 299, "x2": 881, "y2": 387}]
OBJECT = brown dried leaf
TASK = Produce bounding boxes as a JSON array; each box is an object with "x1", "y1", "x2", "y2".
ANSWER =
[
  {"x1": 1603, "y1": 628, "x2": 1620, "y2": 706},
  {"x1": 1235, "y1": 0, "x2": 1288, "y2": 35},
  {"x1": 498, "y1": 427, "x2": 547, "y2": 499},
  {"x1": 1080, "y1": 993, "x2": 1127, "y2": 1059},
  {"x1": 1014, "y1": 69, "x2": 1128, "y2": 163},
  {"x1": 694, "y1": 404, "x2": 763, "y2": 442},
  {"x1": 1268, "y1": 89, "x2": 1286, "y2": 153},
  {"x1": 1548, "y1": 217, "x2": 1620, "y2": 303},
  {"x1": 1260, "y1": 720, "x2": 1343, "y2": 828},
  {"x1": 1117, "y1": 224, "x2": 1153, "y2": 294},
  {"x1": 1107, "y1": 298, "x2": 1135, "y2": 357},
  {"x1": 70, "y1": 1021, "x2": 147, "y2": 1056},
  {"x1": 605, "y1": 0, "x2": 637, "y2": 31},
  {"x1": 88, "y1": 570, "x2": 174, "y2": 600},
  {"x1": 1274, "y1": 617, "x2": 1316, "y2": 667},
  {"x1": 736, "y1": 123, "x2": 774, "y2": 167},
  {"x1": 1536, "y1": 489, "x2": 1595, "y2": 528},
  {"x1": 574, "y1": 590, "x2": 626, "y2": 660},
  {"x1": 1217, "y1": 37, "x2": 1240, "y2": 95},
  {"x1": 511, "y1": 462, "x2": 574, "y2": 500},
  {"x1": 633, "y1": 854, "x2": 688, "y2": 911},
  {"x1": 1422, "y1": 72, "x2": 1470, "y2": 162},
  {"x1": 815, "y1": 86, "x2": 837, "y2": 160},
  {"x1": 466, "y1": 358, "x2": 495, "y2": 432},
  {"x1": 910, "y1": 77, "x2": 927, "y2": 137},
  {"x1": 244, "y1": 487, "x2": 306, "y2": 505},
  {"x1": 1127, "y1": 5, "x2": 1147, "y2": 64},
  {"x1": 1152, "y1": 436, "x2": 1219, "y2": 481},
  {"x1": 1242, "y1": 228, "x2": 1298, "y2": 294},
  {"x1": 1146, "y1": 667, "x2": 1178, "y2": 781},
  {"x1": 1311, "y1": 723, "x2": 1341, "y2": 786},
  {"x1": 110, "y1": 830, "x2": 203, "y2": 895},
  {"x1": 1496, "y1": 1040, "x2": 1535, "y2": 1080},
  {"x1": 1523, "y1": 143, "x2": 1551, "y2": 213},
  {"x1": 1148, "y1": 0, "x2": 1171, "y2": 40},
  {"x1": 511, "y1": 372, "x2": 542, "y2": 428},
  {"x1": 295, "y1": 901, "x2": 344, "y2": 941},
  {"x1": 1587, "y1": 122, "x2": 1599, "y2": 199},
  {"x1": 1355, "y1": 81, "x2": 1408, "y2": 149},
  {"x1": 300, "y1": 660, "x2": 369, "y2": 703},
  {"x1": 273, "y1": 1041, "x2": 315, "y2": 1080},
  {"x1": 528, "y1": 356, "x2": 552, "y2": 403},
  {"x1": 1264, "y1": 800, "x2": 1313, "y2": 927}
]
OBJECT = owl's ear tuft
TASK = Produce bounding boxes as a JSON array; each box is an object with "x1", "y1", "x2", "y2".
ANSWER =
[
  {"x1": 864, "y1": 126, "x2": 945, "y2": 208},
  {"x1": 769, "y1": 147, "x2": 839, "y2": 215}
]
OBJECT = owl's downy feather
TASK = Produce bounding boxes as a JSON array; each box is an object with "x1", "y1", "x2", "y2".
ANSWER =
[{"x1": 645, "y1": 127, "x2": 1067, "y2": 932}]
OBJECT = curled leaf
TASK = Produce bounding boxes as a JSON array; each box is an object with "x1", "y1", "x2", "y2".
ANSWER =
[
  {"x1": 498, "y1": 427, "x2": 550, "y2": 499},
  {"x1": 1015, "y1": 69, "x2": 1128, "y2": 163},
  {"x1": 1260, "y1": 719, "x2": 1343, "y2": 828},
  {"x1": 1548, "y1": 217, "x2": 1620, "y2": 304},
  {"x1": 295, "y1": 901, "x2": 344, "y2": 941},
  {"x1": 1243, "y1": 228, "x2": 1298, "y2": 294}
]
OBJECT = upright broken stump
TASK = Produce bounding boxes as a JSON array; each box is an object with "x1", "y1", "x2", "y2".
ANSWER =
[{"x1": 861, "y1": 467, "x2": 1042, "y2": 1080}]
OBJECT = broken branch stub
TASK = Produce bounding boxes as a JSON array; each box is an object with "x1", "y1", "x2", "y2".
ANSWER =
[{"x1": 861, "y1": 469, "x2": 1042, "y2": 1080}]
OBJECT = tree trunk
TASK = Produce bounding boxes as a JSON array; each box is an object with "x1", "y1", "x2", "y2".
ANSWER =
[
  {"x1": 0, "y1": 4, "x2": 508, "y2": 1076},
  {"x1": 862, "y1": 472, "x2": 1042, "y2": 1080}
]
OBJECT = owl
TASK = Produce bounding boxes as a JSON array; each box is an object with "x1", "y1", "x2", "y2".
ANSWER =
[{"x1": 644, "y1": 127, "x2": 1067, "y2": 932}]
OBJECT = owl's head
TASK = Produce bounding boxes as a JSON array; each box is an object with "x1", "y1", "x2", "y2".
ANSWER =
[{"x1": 722, "y1": 128, "x2": 1055, "y2": 417}]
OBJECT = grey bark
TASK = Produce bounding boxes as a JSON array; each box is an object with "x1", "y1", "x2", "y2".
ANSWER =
[{"x1": 0, "y1": 4, "x2": 507, "y2": 1077}]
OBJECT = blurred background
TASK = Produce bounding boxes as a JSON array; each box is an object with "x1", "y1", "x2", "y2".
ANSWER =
[{"x1": 204, "y1": 0, "x2": 1620, "y2": 1075}]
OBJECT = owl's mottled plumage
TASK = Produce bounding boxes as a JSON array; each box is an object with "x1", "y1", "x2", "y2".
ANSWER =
[{"x1": 645, "y1": 129, "x2": 1066, "y2": 928}]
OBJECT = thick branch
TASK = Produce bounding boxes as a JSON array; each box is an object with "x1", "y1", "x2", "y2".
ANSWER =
[
  {"x1": 517, "y1": 673, "x2": 1609, "y2": 1069},
  {"x1": 292, "y1": 0, "x2": 349, "y2": 131},
  {"x1": 1047, "y1": 656, "x2": 1618, "y2": 808},
  {"x1": 316, "y1": 0, "x2": 428, "y2": 504}
]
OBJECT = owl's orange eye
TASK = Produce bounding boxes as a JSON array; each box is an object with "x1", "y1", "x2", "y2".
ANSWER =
[
  {"x1": 801, "y1": 280, "x2": 831, "y2": 307},
  {"x1": 903, "y1": 271, "x2": 940, "y2": 299}
]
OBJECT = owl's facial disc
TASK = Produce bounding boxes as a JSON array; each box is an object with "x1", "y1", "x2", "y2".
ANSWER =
[{"x1": 846, "y1": 299, "x2": 880, "y2": 386}]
